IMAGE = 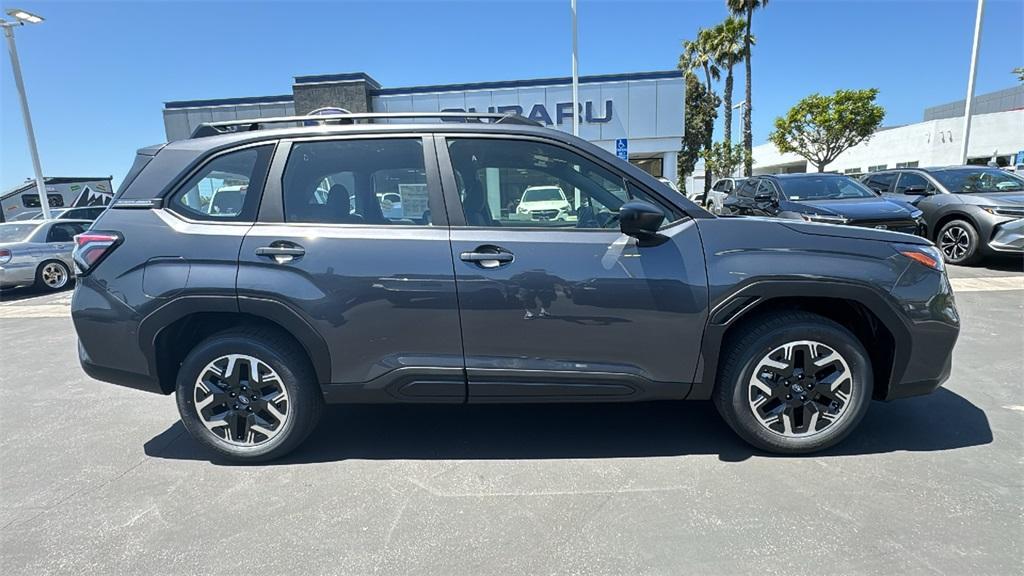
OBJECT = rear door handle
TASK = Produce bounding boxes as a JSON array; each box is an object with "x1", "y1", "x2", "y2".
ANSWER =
[
  {"x1": 460, "y1": 246, "x2": 514, "y2": 268},
  {"x1": 256, "y1": 243, "x2": 305, "y2": 263}
]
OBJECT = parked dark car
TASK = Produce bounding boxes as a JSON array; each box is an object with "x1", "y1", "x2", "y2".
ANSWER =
[
  {"x1": 723, "y1": 174, "x2": 926, "y2": 236},
  {"x1": 71, "y1": 112, "x2": 958, "y2": 462},
  {"x1": 862, "y1": 167, "x2": 1024, "y2": 265}
]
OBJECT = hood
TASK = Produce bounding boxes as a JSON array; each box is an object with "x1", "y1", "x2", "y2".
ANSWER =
[
  {"x1": 792, "y1": 196, "x2": 916, "y2": 220},
  {"x1": 519, "y1": 200, "x2": 569, "y2": 210},
  {"x1": 780, "y1": 219, "x2": 931, "y2": 244},
  {"x1": 954, "y1": 192, "x2": 1024, "y2": 206}
]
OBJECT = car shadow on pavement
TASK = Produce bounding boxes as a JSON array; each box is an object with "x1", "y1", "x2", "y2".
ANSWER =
[{"x1": 144, "y1": 387, "x2": 991, "y2": 465}]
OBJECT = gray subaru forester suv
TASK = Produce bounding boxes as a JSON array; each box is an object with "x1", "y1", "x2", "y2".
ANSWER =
[{"x1": 71, "y1": 113, "x2": 959, "y2": 462}]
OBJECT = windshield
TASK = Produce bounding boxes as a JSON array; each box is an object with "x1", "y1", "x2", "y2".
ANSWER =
[
  {"x1": 778, "y1": 176, "x2": 876, "y2": 200},
  {"x1": 522, "y1": 187, "x2": 565, "y2": 203},
  {"x1": 0, "y1": 224, "x2": 38, "y2": 243},
  {"x1": 931, "y1": 168, "x2": 1024, "y2": 193}
]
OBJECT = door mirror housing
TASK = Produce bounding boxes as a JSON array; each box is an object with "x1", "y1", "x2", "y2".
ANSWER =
[{"x1": 619, "y1": 200, "x2": 665, "y2": 242}]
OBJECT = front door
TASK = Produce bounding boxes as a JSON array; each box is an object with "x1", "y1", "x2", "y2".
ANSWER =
[
  {"x1": 237, "y1": 135, "x2": 466, "y2": 402},
  {"x1": 437, "y1": 135, "x2": 709, "y2": 401}
]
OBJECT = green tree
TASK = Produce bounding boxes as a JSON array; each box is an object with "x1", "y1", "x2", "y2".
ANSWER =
[
  {"x1": 679, "y1": 29, "x2": 721, "y2": 194},
  {"x1": 702, "y1": 141, "x2": 749, "y2": 181},
  {"x1": 709, "y1": 16, "x2": 752, "y2": 147},
  {"x1": 1015, "y1": 67, "x2": 1024, "y2": 83},
  {"x1": 727, "y1": 0, "x2": 768, "y2": 176},
  {"x1": 677, "y1": 72, "x2": 719, "y2": 192},
  {"x1": 769, "y1": 88, "x2": 886, "y2": 172}
]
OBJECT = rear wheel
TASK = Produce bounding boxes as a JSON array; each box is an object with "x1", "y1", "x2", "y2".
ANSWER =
[
  {"x1": 937, "y1": 219, "x2": 981, "y2": 266},
  {"x1": 175, "y1": 327, "x2": 322, "y2": 462},
  {"x1": 35, "y1": 260, "x2": 70, "y2": 291},
  {"x1": 713, "y1": 311, "x2": 872, "y2": 454}
]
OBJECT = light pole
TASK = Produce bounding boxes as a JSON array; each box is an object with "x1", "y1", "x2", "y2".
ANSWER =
[
  {"x1": 2, "y1": 8, "x2": 51, "y2": 219},
  {"x1": 959, "y1": 0, "x2": 985, "y2": 165},
  {"x1": 571, "y1": 0, "x2": 579, "y2": 137},
  {"x1": 732, "y1": 101, "x2": 746, "y2": 176}
]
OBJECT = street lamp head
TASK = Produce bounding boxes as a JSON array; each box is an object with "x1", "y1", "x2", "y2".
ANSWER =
[{"x1": 6, "y1": 8, "x2": 44, "y2": 24}]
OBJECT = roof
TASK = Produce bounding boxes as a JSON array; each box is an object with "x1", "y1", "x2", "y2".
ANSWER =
[{"x1": 764, "y1": 173, "x2": 848, "y2": 179}]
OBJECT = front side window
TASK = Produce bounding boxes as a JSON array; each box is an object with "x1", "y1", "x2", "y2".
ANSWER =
[
  {"x1": 170, "y1": 145, "x2": 273, "y2": 221},
  {"x1": 46, "y1": 222, "x2": 85, "y2": 243},
  {"x1": 283, "y1": 139, "x2": 431, "y2": 225},
  {"x1": 445, "y1": 138, "x2": 677, "y2": 230},
  {"x1": 894, "y1": 173, "x2": 933, "y2": 194},
  {"x1": 736, "y1": 179, "x2": 758, "y2": 198}
]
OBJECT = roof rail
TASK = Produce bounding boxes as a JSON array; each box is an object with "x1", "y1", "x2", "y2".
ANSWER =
[{"x1": 189, "y1": 111, "x2": 541, "y2": 138}]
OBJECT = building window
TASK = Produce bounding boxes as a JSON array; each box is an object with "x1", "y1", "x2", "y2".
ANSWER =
[
  {"x1": 843, "y1": 168, "x2": 862, "y2": 175},
  {"x1": 867, "y1": 164, "x2": 888, "y2": 173},
  {"x1": 896, "y1": 161, "x2": 919, "y2": 168}
]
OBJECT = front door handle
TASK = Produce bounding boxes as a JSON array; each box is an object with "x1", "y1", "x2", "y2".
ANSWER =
[
  {"x1": 460, "y1": 246, "x2": 514, "y2": 268},
  {"x1": 256, "y1": 243, "x2": 305, "y2": 264}
]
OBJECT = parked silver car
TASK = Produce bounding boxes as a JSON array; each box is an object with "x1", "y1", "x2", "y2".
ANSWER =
[{"x1": 0, "y1": 219, "x2": 91, "y2": 291}]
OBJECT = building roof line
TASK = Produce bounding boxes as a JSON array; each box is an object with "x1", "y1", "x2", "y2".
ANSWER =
[{"x1": 162, "y1": 70, "x2": 683, "y2": 109}]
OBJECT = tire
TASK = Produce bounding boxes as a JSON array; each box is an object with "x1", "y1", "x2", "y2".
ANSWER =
[
  {"x1": 175, "y1": 326, "x2": 322, "y2": 463},
  {"x1": 34, "y1": 260, "x2": 71, "y2": 291},
  {"x1": 936, "y1": 219, "x2": 981, "y2": 266},
  {"x1": 713, "y1": 311, "x2": 872, "y2": 454}
]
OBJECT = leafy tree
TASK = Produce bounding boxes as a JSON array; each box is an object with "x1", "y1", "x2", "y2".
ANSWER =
[
  {"x1": 702, "y1": 141, "x2": 750, "y2": 181},
  {"x1": 1015, "y1": 67, "x2": 1024, "y2": 83},
  {"x1": 709, "y1": 16, "x2": 752, "y2": 146},
  {"x1": 679, "y1": 29, "x2": 721, "y2": 194},
  {"x1": 678, "y1": 73, "x2": 719, "y2": 192},
  {"x1": 727, "y1": 0, "x2": 769, "y2": 176},
  {"x1": 769, "y1": 89, "x2": 885, "y2": 172}
]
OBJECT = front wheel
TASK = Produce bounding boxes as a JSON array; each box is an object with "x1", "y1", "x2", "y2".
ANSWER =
[
  {"x1": 175, "y1": 327, "x2": 322, "y2": 462},
  {"x1": 713, "y1": 311, "x2": 872, "y2": 454},
  {"x1": 937, "y1": 219, "x2": 981, "y2": 266}
]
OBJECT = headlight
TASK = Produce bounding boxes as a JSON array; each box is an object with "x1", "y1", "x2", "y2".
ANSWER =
[
  {"x1": 893, "y1": 243, "x2": 944, "y2": 271},
  {"x1": 800, "y1": 213, "x2": 849, "y2": 224},
  {"x1": 980, "y1": 206, "x2": 1024, "y2": 218},
  {"x1": 517, "y1": 205, "x2": 528, "y2": 213},
  {"x1": 910, "y1": 209, "x2": 924, "y2": 219}
]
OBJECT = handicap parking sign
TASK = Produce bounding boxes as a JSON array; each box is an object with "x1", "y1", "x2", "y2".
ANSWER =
[{"x1": 615, "y1": 138, "x2": 628, "y2": 161}]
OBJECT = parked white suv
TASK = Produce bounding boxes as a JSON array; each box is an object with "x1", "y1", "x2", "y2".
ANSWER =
[
  {"x1": 516, "y1": 186, "x2": 572, "y2": 221},
  {"x1": 707, "y1": 178, "x2": 747, "y2": 215}
]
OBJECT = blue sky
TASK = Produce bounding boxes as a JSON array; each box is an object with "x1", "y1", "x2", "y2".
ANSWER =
[{"x1": 2, "y1": 0, "x2": 1022, "y2": 188}]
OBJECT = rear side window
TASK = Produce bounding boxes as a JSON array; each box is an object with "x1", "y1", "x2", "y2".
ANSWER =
[
  {"x1": 736, "y1": 179, "x2": 758, "y2": 198},
  {"x1": 282, "y1": 138, "x2": 432, "y2": 226},
  {"x1": 169, "y1": 145, "x2": 273, "y2": 222},
  {"x1": 864, "y1": 173, "x2": 896, "y2": 193}
]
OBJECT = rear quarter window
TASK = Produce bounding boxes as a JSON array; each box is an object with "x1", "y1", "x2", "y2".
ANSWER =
[{"x1": 168, "y1": 145, "x2": 274, "y2": 222}]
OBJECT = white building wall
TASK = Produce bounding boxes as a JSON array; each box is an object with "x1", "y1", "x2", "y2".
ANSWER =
[{"x1": 751, "y1": 109, "x2": 1024, "y2": 174}]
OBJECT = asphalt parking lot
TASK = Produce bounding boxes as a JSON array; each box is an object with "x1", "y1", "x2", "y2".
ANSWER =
[{"x1": 1, "y1": 260, "x2": 1021, "y2": 575}]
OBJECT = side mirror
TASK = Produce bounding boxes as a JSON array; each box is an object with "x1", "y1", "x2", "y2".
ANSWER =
[
  {"x1": 619, "y1": 200, "x2": 665, "y2": 242},
  {"x1": 903, "y1": 185, "x2": 929, "y2": 195}
]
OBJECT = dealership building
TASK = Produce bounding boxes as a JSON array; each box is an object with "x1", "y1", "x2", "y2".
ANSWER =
[
  {"x1": 748, "y1": 85, "x2": 1024, "y2": 176},
  {"x1": 162, "y1": 70, "x2": 684, "y2": 183}
]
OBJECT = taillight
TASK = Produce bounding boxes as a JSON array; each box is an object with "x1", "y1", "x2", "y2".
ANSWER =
[
  {"x1": 73, "y1": 231, "x2": 122, "y2": 274},
  {"x1": 0, "y1": 249, "x2": 11, "y2": 265}
]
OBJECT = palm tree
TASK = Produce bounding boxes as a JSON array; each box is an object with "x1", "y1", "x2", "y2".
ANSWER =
[
  {"x1": 728, "y1": 0, "x2": 768, "y2": 176},
  {"x1": 710, "y1": 16, "x2": 751, "y2": 148},
  {"x1": 679, "y1": 30, "x2": 721, "y2": 195}
]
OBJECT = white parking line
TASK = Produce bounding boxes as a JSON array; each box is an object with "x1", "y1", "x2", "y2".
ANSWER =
[
  {"x1": 949, "y1": 276, "x2": 1024, "y2": 292},
  {"x1": 0, "y1": 305, "x2": 70, "y2": 319}
]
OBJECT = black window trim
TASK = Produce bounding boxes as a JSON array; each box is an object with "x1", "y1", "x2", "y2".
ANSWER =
[
  {"x1": 434, "y1": 132, "x2": 687, "y2": 231},
  {"x1": 257, "y1": 133, "x2": 448, "y2": 228},
  {"x1": 164, "y1": 141, "x2": 277, "y2": 225}
]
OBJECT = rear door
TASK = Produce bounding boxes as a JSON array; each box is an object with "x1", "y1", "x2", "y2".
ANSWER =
[
  {"x1": 437, "y1": 134, "x2": 709, "y2": 401},
  {"x1": 236, "y1": 135, "x2": 465, "y2": 401}
]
